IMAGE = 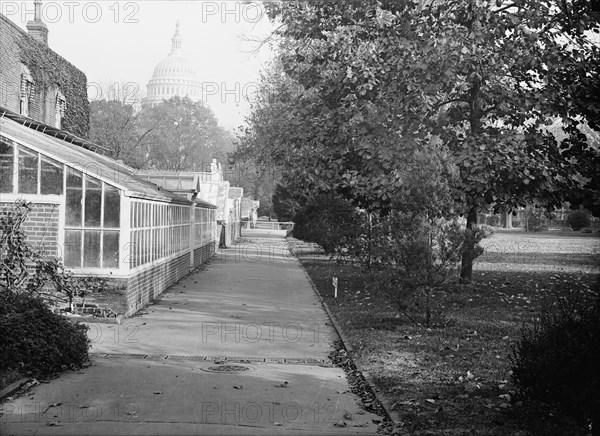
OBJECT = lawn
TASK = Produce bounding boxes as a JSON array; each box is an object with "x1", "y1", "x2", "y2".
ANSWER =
[{"x1": 290, "y1": 230, "x2": 599, "y2": 436}]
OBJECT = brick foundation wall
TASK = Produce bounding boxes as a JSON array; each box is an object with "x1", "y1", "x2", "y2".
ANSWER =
[
  {"x1": 0, "y1": 201, "x2": 60, "y2": 257},
  {"x1": 61, "y1": 277, "x2": 128, "y2": 318},
  {"x1": 194, "y1": 242, "x2": 216, "y2": 269},
  {"x1": 124, "y1": 252, "x2": 191, "y2": 316}
]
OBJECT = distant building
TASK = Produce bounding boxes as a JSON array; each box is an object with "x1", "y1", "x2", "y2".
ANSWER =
[
  {"x1": 142, "y1": 21, "x2": 203, "y2": 107},
  {"x1": 137, "y1": 161, "x2": 244, "y2": 248}
]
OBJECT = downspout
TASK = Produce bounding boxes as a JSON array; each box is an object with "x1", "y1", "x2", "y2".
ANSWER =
[{"x1": 189, "y1": 191, "x2": 198, "y2": 271}]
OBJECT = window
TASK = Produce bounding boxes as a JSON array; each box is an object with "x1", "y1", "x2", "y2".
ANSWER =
[
  {"x1": 0, "y1": 139, "x2": 64, "y2": 195},
  {"x1": 20, "y1": 66, "x2": 34, "y2": 117},
  {"x1": 41, "y1": 155, "x2": 63, "y2": 194},
  {"x1": 194, "y1": 206, "x2": 216, "y2": 248},
  {"x1": 17, "y1": 145, "x2": 38, "y2": 194},
  {"x1": 129, "y1": 201, "x2": 190, "y2": 268},
  {"x1": 0, "y1": 139, "x2": 14, "y2": 192},
  {"x1": 55, "y1": 91, "x2": 66, "y2": 129},
  {"x1": 64, "y1": 168, "x2": 120, "y2": 269}
]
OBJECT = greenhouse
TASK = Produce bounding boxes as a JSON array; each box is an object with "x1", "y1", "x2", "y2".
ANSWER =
[
  {"x1": 0, "y1": 111, "x2": 217, "y2": 316},
  {"x1": 138, "y1": 168, "x2": 243, "y2": 248}
]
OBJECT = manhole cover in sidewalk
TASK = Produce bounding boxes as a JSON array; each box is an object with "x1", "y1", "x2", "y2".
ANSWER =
[{"x1": 202, "y1": 365, "x2": 252, "y2": 373}]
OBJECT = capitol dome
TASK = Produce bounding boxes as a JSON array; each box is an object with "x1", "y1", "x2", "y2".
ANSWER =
[{"x1": 143, "y1": 21, "x2": 203, "y2": 106}]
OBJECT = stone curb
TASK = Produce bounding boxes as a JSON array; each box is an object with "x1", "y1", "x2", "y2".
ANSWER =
[
  {"x1": 286, "y1": 237, "x2": 398, "y2": 427},
  {"x1": 0, "y1": 378, "x2": 30, "y2": 401},
  {"x1": 72, "y1": 316, "x2": 119, "y2": 324}
]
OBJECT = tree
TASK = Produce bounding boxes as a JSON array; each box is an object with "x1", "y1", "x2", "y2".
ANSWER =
[
  {"x1": 229, "y1": 152, "x2": 280, "y2": 219},
  {"x1": 272, "y1": 183, "x2": 301, "y2": 222},
  {"x1": 242, "y1": 0, "x2": 599, "y2": 282},
  {"x1": 89, "y1": 96, "x2": 235, "y2": 171},
  {"x1": 89, "y1": 100, "x2": 158, "y2": 168},
  {"x1": 139, "y1": 96, "x2": 234, "y2": 171}
]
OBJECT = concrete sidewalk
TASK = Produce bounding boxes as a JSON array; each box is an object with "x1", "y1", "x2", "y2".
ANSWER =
[{"x1": 1, "y1": 230, "x2": 380, "y2": 435}]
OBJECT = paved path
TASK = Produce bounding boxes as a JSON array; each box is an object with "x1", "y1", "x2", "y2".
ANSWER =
[{"x1": 1, "y1": 230, "x2": 380, "y2": 435}]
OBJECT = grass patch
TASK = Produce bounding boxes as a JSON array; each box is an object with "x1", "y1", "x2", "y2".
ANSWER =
[{"x1": 290, "y1": 234, "x2": 599, "y2": 435}]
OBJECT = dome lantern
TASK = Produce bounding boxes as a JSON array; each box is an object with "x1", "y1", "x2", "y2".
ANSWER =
[{"x1": 171, "y1": 20, "x2": 182, "y2": 55}]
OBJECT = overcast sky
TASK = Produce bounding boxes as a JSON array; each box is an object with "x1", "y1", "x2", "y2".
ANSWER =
[{"x1": 3, "y1": 1, "x2": 276, "y2": 131}]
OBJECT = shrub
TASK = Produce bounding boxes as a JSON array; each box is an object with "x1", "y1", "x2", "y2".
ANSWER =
[
  {"x1": 292, "y1": 194, "x2": 364, "y2": 255},
  {"x1": 478, "y1": 224, "x2": 495, "y2": 238},
  {"x1": 0, "y1": 291, "x2": 90, "y2": 376},
  {"x1": 511, "y1": 290, "x2": 600, "y2": 427},
  {"x1": 1, "y1": 201, "x2": 102, "y2": 312},
  {"x1": 1, "y1": 201, "x2": 91, "y2": 378},
  {"x1": 367, "y1": 214, "x2": 487, "y2": 327},
  {"x1": 567, "y1": 210, "x2": 591, "y2": 231},
  {"x1": 486, "y1": 214, "x2": 500, "y2": 226},
  {"x1": 523, "y1": 208, "x2": 549, "y2": 232}
]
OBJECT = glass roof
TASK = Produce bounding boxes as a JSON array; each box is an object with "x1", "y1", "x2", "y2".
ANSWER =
[{"x1": 0, "y1": 115, "x2": 192, "y2": 205}]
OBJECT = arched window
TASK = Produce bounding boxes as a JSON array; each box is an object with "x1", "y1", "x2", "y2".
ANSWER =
[
  {"x1": 20, "y1": 65, "x2": 34, "y2": 117},
  {"x1": 55, "y1": 90, "x2": 66, "y2": 129}
]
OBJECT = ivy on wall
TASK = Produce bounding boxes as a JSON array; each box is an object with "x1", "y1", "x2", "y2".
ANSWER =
[{"x1": 15, "y1": 36, "x2": 90, "y2": 138}]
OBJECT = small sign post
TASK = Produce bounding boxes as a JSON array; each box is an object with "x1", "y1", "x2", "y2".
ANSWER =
[{"x1": 332, "y1": 276, "x2": 338, "y2": 298}]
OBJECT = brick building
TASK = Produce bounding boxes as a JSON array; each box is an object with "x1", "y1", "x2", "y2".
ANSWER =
[
  {"x1": 0, "y1": 3, "x2": 89, "y2": 137},
  {"x1": 0, "y1": 5, "x2": 218, "y2": 317}
]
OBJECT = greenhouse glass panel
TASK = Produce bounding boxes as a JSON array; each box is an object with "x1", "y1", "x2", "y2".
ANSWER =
[
  {"x1": 66, "y1": 188, "x2": 82, "y2": 226},
  {"x1": 0, "y1": 139, "x2": 14, "y2": 193},
  {"x1": 40, "y1": 156, "x2": 63, "y2": 195},
  {"x1": 103, "y1": 231, "x2": 119, "y2": 268},
  {"x1": 104, "y1": 185, "x2": 120, "y2": 228},
  {"x1": 64, "y1": 230, "x2": 82, "y2": 268},
  {"x1": 84, "y1": 177, "x2": 102, "y2": 227},
  {"x1": 66, "y1": 166, "x2": 82, "y2": 187},
  {"x1": 17, "y1": 146, "x2": 38, "y2": 194},
  {"x1": 83, "y1": 230, "x2": 101, "y2": 267}
]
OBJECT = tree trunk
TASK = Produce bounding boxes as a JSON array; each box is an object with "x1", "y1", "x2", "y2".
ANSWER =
[
  {"x1": 460, "y1": 206, "x2": 478, "y2": 284},
  {"x1": 504, "y1": 212, "x2": 512, "y2": 229}
]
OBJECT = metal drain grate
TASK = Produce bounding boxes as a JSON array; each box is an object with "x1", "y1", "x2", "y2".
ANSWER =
[
  {"x1": 203, "y1": 365, "x2": 251, "y2": 373},
  {"x1": 89, "y1": 353, "x2": 332, "y2": 366}
]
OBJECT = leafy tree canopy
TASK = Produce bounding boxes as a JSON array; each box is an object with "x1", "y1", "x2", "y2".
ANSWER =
[
  {"x1": 90, "y1": 97, "x2": 235, "y2": 171},
  {"x1": 236, "y1": 0, "x2": 600, "y2": 281},
  {"x1": 241, "y1": 0, "x2": 599, "y2": 214}
]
